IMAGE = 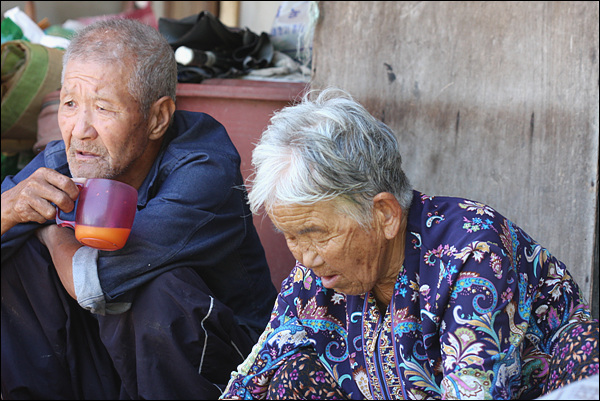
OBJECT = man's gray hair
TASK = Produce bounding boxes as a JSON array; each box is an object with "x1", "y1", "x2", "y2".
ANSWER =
[
  {"x1": 62, "y1": 18, "x2": 177, "y2": 119},
  {"x1": 248, "y1": 87, "x2": 413, "y2": 227}
]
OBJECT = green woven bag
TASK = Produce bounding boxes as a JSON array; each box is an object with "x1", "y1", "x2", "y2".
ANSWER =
[{"x1": 1, "y1": 40, "x2": 64, "y2": 153}]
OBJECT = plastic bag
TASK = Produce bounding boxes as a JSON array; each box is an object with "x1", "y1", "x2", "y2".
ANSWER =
[
  {"x1": 269, "y1": 1, "x2": 318, "y2": 66},
  {"x1": 1, "y1": 17, "x2": 25, "y2": 44},
  {"x1": 2, "y1": 7, "x2": 70, "y2": 49}
]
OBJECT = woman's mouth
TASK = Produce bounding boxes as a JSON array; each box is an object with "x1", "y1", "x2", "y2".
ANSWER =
[{"x1": 320, "y1": 274, "x2": 339, "y2": 288}]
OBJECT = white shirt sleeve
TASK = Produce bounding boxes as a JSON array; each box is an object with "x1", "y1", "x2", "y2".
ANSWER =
[{"x1": 72, "y1": 246, "x2": 131, "y2": 315}]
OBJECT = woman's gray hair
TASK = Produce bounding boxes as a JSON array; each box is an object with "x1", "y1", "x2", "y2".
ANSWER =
[
  {"x1": 62, "y1": 18, "x2": 177, "y2": 119},
  {"x1": 248, "y1": 87, "x2": 413, "y2": 227}
]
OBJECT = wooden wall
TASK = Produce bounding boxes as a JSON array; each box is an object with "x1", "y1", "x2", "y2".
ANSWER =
[{"x1": 310, "y1": 1, "x2": 599, "y2": 317}]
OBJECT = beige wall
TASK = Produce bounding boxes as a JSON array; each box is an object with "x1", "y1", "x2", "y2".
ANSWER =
[{"x1": 311, "y1": 1, "x2": 599, "y2": 317}]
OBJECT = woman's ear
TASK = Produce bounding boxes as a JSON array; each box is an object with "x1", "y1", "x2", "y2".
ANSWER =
[
  {"x1": 148, "y1": 96, "x2": 176, "y2": 140},
  {"x1": 373, "y1": 192, "x2": 403, "y2": 239}
]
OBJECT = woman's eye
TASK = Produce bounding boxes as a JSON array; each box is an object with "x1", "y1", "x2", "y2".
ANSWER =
[
  {"x1": 315, "y1": 238, "x2": 328, "y2": 248},
  {"x1": 312, "y1": 233, "x2": 328, "y2": 243}
]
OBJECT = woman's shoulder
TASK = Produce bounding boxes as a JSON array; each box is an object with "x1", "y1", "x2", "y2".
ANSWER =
[{"x1": 409, "y1": 191, "x2": 514, "y2": 246}]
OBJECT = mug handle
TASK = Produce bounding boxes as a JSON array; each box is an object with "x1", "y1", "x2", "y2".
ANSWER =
[{"x1": 55, "y1": 181, "x2": 83, "y2": 229}]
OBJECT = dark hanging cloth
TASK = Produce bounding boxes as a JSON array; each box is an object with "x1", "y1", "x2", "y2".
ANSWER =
[{"x1": 159, "y1": 11, "x2": 274, "y2": 83}]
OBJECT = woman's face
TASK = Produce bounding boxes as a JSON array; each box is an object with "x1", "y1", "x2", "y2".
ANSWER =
[{"x1": 269, "y1": 200, "x2": 391, "y2": 296}]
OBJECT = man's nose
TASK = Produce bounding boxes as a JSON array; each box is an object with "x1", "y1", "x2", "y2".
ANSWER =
[{"x1": 71, "y1": 109, "x2": 98, "y2": 140}]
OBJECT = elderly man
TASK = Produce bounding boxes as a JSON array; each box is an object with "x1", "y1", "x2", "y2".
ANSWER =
[{"x1": 1, "y1": 19, "x2": 276, "y2": 399}]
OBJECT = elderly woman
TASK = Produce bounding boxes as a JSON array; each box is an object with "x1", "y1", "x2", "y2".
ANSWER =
[{"x1": 220, "y1": 88, "x2": 598, "y2": 399}]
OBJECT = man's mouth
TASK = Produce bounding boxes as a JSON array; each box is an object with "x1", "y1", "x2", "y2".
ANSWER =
[{"x1": 75, "y1": 150, "x2": 99, "y2": 160}]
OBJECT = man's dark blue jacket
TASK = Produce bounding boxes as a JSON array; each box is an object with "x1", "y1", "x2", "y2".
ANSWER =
[{"x1": 1, "y1": 110, "x2": 277, "y2": 334}]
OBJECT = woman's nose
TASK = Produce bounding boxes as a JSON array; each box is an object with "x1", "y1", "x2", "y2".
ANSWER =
[{"x1": 298, "y1": 245, "x2": 324, "y2": 269}]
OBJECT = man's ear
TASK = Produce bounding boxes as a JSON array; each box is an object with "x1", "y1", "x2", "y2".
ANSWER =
[
  {"x1": 373, "y1": 192, "x2": 403, "y2": 239},
  {"x1": 148, "y1": 96, "x2": 176, "y2": 140}
]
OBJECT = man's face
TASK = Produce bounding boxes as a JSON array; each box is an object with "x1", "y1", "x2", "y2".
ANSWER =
[
  {"x1": 58, "y1": 59, "x2": 150, "y2": 182},
  {"x1": 269, "y1": 201, "x2": 389, "y2": 296}
]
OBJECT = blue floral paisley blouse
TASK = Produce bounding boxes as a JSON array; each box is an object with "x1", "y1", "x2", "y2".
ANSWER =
[{"x1": 221, "y1": 191, "x2": 592, "y2": 399}]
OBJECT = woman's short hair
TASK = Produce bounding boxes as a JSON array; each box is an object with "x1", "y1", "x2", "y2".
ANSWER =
[
  {"x1": 248, "y1": 87, "x2": 413, "y2": 227},
  {"x1": 62, "y1": 18, "x2": 177, "y2": 119}
]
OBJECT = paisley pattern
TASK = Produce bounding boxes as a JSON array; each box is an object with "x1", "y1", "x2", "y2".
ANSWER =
[
  {"x1": 220, "y1": 191, "x2": 593, "y2": 400},
  {"x1": 265, "y1": 347, "x2": 350, "y2": 399},
  {"x1": 543, "y1": 320, "x2": 599, "y2": 394}
]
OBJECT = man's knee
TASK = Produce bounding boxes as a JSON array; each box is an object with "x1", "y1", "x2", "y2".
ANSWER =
[
  {"x1": 97, "y1": 267, "x2": 254, "y2": 386},
  {"x1": 125, "y1": 267, "x2": 219, "y2": 329},
  {"x1": 2, "y1": 236, "x2": 52, "y2": 277},
  {"x1": 1, "y1": 236, "x2": 72, "y2": 319}
]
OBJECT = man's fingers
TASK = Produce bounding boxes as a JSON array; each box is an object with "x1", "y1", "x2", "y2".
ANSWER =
[
  {"x1": 39, "y1": 168, "x2": 81, "y2": 200},
  {"x1": 14, "y1": 201, "x2": 50, "y2": 225},
  {"x1": 6, "y1": 168, "x2": 78, "y2": 225}
]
